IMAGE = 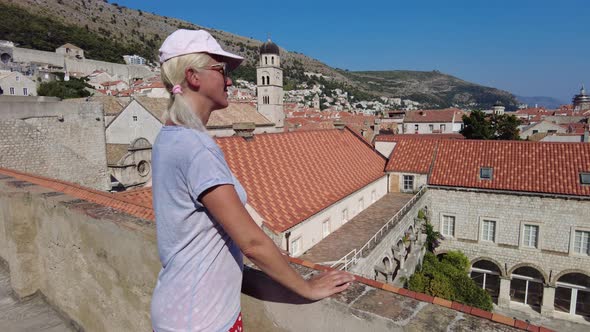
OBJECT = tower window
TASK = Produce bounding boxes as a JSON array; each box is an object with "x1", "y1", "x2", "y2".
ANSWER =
[
  {"x1": 265, "y1": 56, "x2": 268, "y2": 65},
  {"x1": 261, "y1": 76, "x2": 265, "y2": 85},
  {"x1": 271, "y1": 56, "x2": 274, "y2": 65},
  {"x1": 267, "y1": 76, "x2": 270, "y2": 85}
]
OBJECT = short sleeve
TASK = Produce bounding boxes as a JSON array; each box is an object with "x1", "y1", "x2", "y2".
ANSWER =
[{"x1": 186, "y1": 147, "x2": 234, "y2": 208}]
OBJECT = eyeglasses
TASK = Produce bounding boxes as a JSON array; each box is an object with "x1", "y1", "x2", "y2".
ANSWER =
[{"x1": 195, "y1": 62, "x2": 229, "y2": 82}]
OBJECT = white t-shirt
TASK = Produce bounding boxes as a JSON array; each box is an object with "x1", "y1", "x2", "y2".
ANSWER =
[{"x1": 151, "y1": 126, "x2": 247, "y2": 332}]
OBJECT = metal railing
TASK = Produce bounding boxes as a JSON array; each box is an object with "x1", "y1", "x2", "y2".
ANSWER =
[{"x1": 330, "y1": 186, "x2": 427, "y2": 271}]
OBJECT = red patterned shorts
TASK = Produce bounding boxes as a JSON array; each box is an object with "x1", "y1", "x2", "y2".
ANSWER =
[{"x1": 228, "y1": 313, "x2": 243, "y2": 332}]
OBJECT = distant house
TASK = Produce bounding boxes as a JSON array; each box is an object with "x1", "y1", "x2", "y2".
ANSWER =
[
  {"x1": 206, "y1": 102, "x2": 277, "y2": 136},
  {"x1": 55, "y1": 43, "x2": 84, "y2": 59},
  {"x1": 520, "y1": 120, "x2": 566, "y2": 140},
  {"x1": 403, "y1": 108, "x2": 465, "y2": 134},
  {"x1": 86, "y1": 70, "x2": 114, "y2": 90},
  {"x1": 105, "y1": 97, "x2": 167, "y2": 145},
  {"x1": 134, "y1": 81, "x2": 168, "y2": 98},
  {"x1": 101, "y1": 80, "x2": 129, "y2": 92},
  {"x1": 0, "y1": 71, "x2": 37, "y2": 96},
  {"x1": 384, "y1": 138, "x2": 438, "y2": 193},
  {"x1": 123, "y1": 55, "x2": 147, "y2": 65}
]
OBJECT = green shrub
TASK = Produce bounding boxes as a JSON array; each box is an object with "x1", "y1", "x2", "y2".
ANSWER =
[
  {"x1": 417, "y1": 209, "x2": 426, "y2": 220},
  {"x1": 441, "y1": 251, "x2": 470, "y2": 272},
  {"x1": 407, "y1": 252, "x2": 493, "y2": 311},
  {"x1": 408, "y1": 272, "x2": 428, "y2": 293}
]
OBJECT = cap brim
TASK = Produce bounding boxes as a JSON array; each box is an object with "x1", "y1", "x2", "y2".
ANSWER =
[{"x1": 211, "y1": 49, "x2": 244, "y2": 72}]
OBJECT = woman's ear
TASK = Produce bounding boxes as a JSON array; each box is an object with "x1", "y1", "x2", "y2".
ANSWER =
[{"x1": 184, "y1": 67, "x2": 200, "y2": 90}]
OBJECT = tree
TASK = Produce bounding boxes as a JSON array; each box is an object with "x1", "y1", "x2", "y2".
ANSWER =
[
  {"x1": 37, "y1": 77, "x2": 92, "y2": 99},
  {"x1": 461, "y1": 110, "x2": 494, "y2": 139},
  {"x1": 494, "y1": 114, "x2": 521, "y2": 140},
  {"x1": 461, "y1": 110, "x2": 521, "y2": 140}
]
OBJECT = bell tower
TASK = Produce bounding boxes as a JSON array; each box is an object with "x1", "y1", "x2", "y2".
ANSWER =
[{"x1": 257, "y1": 38, "x2": 284, "y2": 129}]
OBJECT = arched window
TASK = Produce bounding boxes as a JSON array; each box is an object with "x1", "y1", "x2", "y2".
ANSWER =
[
  {"x1": 271, "y1": 56, "x2": 274, "y2": 65},
  {"x1": 267, "y1": 76, "x2": 270, "y2": 85},
  {"x1": 265, "y1": 56, "x2": 268, "y2": 65},
  {"x1": 555, "y1": 273, "x2": 590, "y2": 317},
  {"x1": 470, "y1": 260, "x2": 502, "y2": 303},
  {"x1": 261, "y1": 76, "x2": 265, "y2": 85}
]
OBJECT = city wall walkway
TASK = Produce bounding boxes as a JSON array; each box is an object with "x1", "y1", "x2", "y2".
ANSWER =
[
  {"x1": 301, "y1": 192, "x2": 413, "y2": 264},
  {"x1": 0, "y1": 263, "x2": 73, "y2": 332}
]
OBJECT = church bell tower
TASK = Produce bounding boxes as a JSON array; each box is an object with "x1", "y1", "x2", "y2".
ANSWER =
[{"x1": 257, "y1": 38, "x2": 284, "y2": 129}]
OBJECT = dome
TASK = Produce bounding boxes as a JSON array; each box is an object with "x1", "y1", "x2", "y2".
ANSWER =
[
  {"x1": 573, "y1": 85, "x2": 590, "y2": 104},
  {"x1": 259, "y1": 39, "x2": 280, "y2": 55}
]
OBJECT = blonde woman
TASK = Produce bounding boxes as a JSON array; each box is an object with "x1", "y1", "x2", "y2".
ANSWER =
[{"x1": 151, "y1": 30, "x2": 354, "y2": 332}]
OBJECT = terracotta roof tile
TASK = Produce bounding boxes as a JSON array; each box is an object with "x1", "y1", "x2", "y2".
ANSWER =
[
  {"x1": 376, "y1": 133, "x2": 464, "y2": 142},
  {"x1": 404, "y1": 108, "x2": 464, "y2": 123},
  {"x1": 385, "y1": 139, "x2": 438, "y2": 173},
  {"x1": 207, "y1": 102, "x2": 272, "y2": 127},
  {"x1": 429, "y1": 140, "x2": 590, "y2": 197},
  {"x1": 0, "y1": 168, "x2": 154, "y2": 221},
  {"x1": 216, "y1": 128, "x2": 386, "y2": 232}
]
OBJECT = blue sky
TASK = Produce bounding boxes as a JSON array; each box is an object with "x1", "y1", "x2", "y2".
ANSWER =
[{"x1": 115, "y1": 0, "x2": 589, "y2": 103}]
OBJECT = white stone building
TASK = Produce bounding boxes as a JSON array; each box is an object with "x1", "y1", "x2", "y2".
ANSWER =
[
  {"x1": 123, "y1": 55, "x2": 147, "y2": 65},
  {"x1": 215, "y1": 127, "x2": 389, "y2": 256},
  {"x1": 105, "y1": 98, "x2": 166, "y2": 145},
  {"x1": 403, "y1": 108, "x2": 465, "y2": 134},
  {"x1": 56, "y1": 43, "x2": 84, "y2": 59},
  {"x1": 520, "y1": 120, "x2": 567, "y2": 140},
  {"x1": 408, "y1": 139, "x2": 590, "y2": 320},
  {"x1": 0, "y1": 71, "x2": 37, "y2": 96}
]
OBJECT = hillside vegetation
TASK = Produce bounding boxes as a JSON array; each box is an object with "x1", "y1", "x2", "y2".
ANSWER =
[{"x1": 0, "y1": 0, "x2": 519, "y2": 109}]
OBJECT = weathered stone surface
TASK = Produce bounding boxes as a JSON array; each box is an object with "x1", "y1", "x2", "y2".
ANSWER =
[{"x1": 0, "y1": 261, "x2": 74, "y2": 332}]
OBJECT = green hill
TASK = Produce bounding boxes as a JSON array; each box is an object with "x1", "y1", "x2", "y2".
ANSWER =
[{"x1": 0, "y1": 0, "x2": 519, "y2": 109}]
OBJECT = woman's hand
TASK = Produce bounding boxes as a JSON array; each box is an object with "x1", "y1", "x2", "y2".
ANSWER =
[{"x1": 301, "y1": 270, "x2": 355, "y2": 301}]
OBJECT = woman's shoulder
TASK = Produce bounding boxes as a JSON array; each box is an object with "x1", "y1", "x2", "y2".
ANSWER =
[{"x1": 159, "y1": 126, "x2": 218, "y2": 150}]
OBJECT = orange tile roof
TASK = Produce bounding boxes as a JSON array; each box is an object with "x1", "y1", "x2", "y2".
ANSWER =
[
  {"x1": 0, "y1": 168, "x2": 154, "y2": 220},
  {"x1": 429, "y1": 140, "x2": 590, "y2": 196},
  {"x1": 404, "y1": 108, "x2": 464, "y2": 123},
  {"x1": 385, "y1": 139, "x2": 438, "y2": 173},
  {"x1": 216, "y1": 128, "x2": 387, "y2": 232},
  {"x1": 375, "y1": 133, "x2": 464, "y2": 142},
  {"x1": 114, "y1": 187, "x2": 153, "y2": 208}
]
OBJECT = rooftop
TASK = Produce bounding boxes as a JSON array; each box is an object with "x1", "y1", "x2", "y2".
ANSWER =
[
  {"x1": 216, "y1": 128, "x2": 387, "y2": 232},
  {"x1": 430, "y1": 140, "x2": 590, "y2": 197},
  {"x1": 301, "y1": 192, "x2": 413, "y2": 263},
  {"x1": 404, "y1": 108, "x2": 464, "y2": 123}
]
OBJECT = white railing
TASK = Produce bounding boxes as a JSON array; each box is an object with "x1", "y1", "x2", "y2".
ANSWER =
[{"x1": 330, "y1": 186, "x2": 427, "y2": 271}]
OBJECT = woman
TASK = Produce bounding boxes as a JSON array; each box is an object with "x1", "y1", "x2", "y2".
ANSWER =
[{"x1": 151, "y1": 29, "x2": 354, "y2": 332}]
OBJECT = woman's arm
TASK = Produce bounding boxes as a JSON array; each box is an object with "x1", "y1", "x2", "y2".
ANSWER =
[{"x1": 201, "y1": 184, "x2": 354, "y2": 301}]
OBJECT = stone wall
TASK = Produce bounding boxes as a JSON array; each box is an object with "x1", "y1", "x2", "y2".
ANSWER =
[
  {"x1": 0, "y1": 176, "x2": 521, "y2": 332},
  {"x1": 354, "y1": 190, "x2": 430, "y2": 277},
  {"x1": 428, "y1": 188, "x2": 590, "y2": 284},
  {"x1": 0, "y1": 97, "x2": 110, "y2": 190},
  {"x1": 12, "y1": 47, "x2": 154, "y2": 81},
  {"x1": 0, "y1": 178, "x2": 161, "y2": 331}
]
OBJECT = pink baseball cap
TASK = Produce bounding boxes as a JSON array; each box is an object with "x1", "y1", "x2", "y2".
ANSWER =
[{"x1": 159, "y1": 29, "x2": 244, "y2": 71}]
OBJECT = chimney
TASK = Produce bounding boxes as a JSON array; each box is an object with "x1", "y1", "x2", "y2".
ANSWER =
[
  {"x1": 333, "y1": 119, "x2": 345, "y2": 130},
  {"x1": 233, "y1": 122, "x2": 256, "y2": 140}
]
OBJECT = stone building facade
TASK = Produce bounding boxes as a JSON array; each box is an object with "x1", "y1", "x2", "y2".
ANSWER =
[
  {"x1": 0, "y1": 96, "x2": 110, "y2": 190},
  {"x1": 428, "y1": 188, "x2": 589, "y2": 317}
]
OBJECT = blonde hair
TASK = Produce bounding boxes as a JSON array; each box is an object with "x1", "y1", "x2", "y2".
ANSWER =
[{"x1": 160, "y1": 53, "x2": 213, "y2": 130}]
